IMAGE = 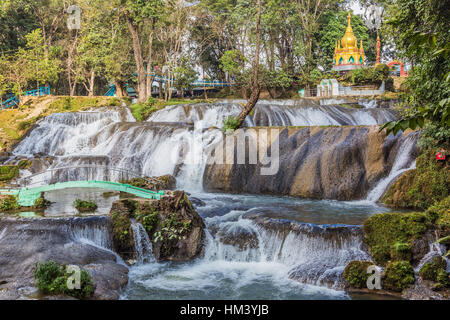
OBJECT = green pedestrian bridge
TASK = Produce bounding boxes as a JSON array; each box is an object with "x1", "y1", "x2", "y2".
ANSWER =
[{"x1": 0, "y1": 166, "x2": 165, "y2": 207}]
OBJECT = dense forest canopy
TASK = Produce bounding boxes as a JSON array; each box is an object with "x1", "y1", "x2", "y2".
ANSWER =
[{"x1": 0, "y1": 0, "x2": 448, "y2": 134}]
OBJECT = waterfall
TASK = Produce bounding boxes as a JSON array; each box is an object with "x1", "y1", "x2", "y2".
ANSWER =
[
  {"x1": 202, "y1": 212, "x2": 370, "y2": 288},
  {"x1": 70, "y1": 217, "x2": 113, "y2": 250},
  {"x1": 365, "y1": 132, "x2": 419, "y2": 202},
  {"x1": 131, "y1": 222, "x2": 155, "y2": 264},
  {"x1": 146, "y1": 100, "x2": 398, "y2": 127}
]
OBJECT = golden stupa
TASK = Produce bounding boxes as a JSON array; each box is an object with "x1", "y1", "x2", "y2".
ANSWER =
[{"x1": 333, "y1": 12, "x2": 365, "y2": 72}]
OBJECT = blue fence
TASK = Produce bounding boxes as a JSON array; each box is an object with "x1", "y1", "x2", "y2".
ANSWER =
[{"x1": 1, "y1": 86, "x2": 51, "y2": 110}]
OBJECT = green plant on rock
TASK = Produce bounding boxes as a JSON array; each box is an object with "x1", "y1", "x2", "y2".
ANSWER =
[
  {"x1": 0, "y1": 165, "x2": 19, "y2": 182},
  {"x1": 0, "y1": 195, "x2": 19, "y2": 211},
  {"x1": 363, "y1": 212, "x2": 431, "y2": 266},
  {"x1": 419, "y1": 256, "x2": 449, "y2": 291},
  {"x1": 382, "y1": 149, "x2": 449, "y2": 211},
  {"x1": 141, "y1": 211, "x2": 159, "y2": 234},
  {"x1": 390, "y1": 242, "x2": 412, "y2": 261},
  {"x1": 153, "y1": 213, "x2": 191, "y2": 243},
  {"x1": 222, "y1": 116, "x2": 240, "y2": 133},
  {"x1": 73, "y1": 199, "x2": 98, "y2": 213},
  {"x1": 342, "y1": 260, "x2": 374, "y2": 289},
  {"x1": 34, "y1": 260, "x2": 95, "y2": 299},
  {"x1": 33, "y1": 194, "x2": 51, "y2": 209},
  {"x1": 382, "y1": 260, "x2": 415, "y2": 292}
]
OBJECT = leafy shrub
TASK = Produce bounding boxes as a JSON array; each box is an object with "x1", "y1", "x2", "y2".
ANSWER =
[
  {"x1": 0, "y1": 195, "x2": 19, "y2": 211},
  {"x1": 382, "y1": 260, "x2": 415, "y2": 292},
  {"x1": 34, "y1": 260, "x2": 95, "y2": 299},
  {"x1": 73, "y1": 199, "x2": 97, "y2": 212},
  {"x1": 33, "y1": 194, "x2": 51, "y2": 209},
  {"x1": 222, "y1": 116, "x2": 240, "y2": 133},
  {"x1": 342, "y1": 260, "x2": 374, "y2": 289},
  {"x1": 0, "y1": 165, "x2": 19, "y2": 181},
  {"x1": 417, "y1": 122, "x2": 450, "y2": 150}
]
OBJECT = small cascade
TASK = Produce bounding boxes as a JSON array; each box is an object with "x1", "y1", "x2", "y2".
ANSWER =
[
  {"x1": 202, "y1": 211, "x2": 370, "y2": 288},
  {"x1": 146, "y1": 100, "x2": 398, "y2": 128},
  {"x1": 415, "y1": 232, "x2": 450, "y2": 273},
  {"x1": 70, "y1": 217, "x2": 113, "y2": 250},
  {"x1": 365, "y1": 132, "x2": 419, "y2": 202},
  {"x1": 131, "y1": 222, "x2": 155, "y2": 264}
]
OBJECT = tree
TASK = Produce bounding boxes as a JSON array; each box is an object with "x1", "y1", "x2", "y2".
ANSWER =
[
  {"x1": 317, "y1": 10, "x2": 375, "y2": 69},
  {"x1": 22, "y1": 29, "x2": 60, "y2": 90},
  {"x1": 293, "y1": 0, "x2": 341, "y2": 95},
  {"x1": 123, "y1": 0, "x2": 165, "y2": 102},
  {"x1": 380, "y1": 0, "x2": 450, "y2": 135},
  {"x1": 175, "y1": 57, "x2": 198, "y2": 97},
  {"x1": 236, "y1": 0, "x2": 262, "y2": 127}
]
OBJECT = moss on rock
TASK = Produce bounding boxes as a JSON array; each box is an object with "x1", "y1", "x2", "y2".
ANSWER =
[
  {"x1": 419, "y1": 256, "x2": 450, "y2": 290},
  {"x1": 73, "y1": 199, "x2": 98, "y2": 213},
  {"x1": 363, "y1": 211, "x2": 432, "y2": 266},
  {"x1": 0, "y1": 195, "x2": 19, "y2": 211},
  {"x1": 0, "y1": 165, "x2": 19, "y2": 182},
  {"x1": 382, "y1": 150, "x2": 449, "y2": 210},
  {"x1": 382, "y1": 260, "x2": 415, "y2": 292},
  {"x1": 343, "y1": 260, "x2": 374, "y2": 289}
]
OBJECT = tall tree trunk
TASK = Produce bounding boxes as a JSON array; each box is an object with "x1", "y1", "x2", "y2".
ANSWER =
[
  {"x1": 115, "y1": 80, "x2": 126, "y2": 97},
  {"x1": 237, "y1": 0, "x2": 261, "y2": 127},
  {"x1": 146, "y1": 29, "x2": 154, "y2": 98},
  {"x1": 127, "y1": 18, "x2": 147, "y2": 102}
]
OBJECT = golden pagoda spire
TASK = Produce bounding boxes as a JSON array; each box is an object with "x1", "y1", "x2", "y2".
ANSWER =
[
  {"x1": 360, "y1": 40, "x2": 364, "y2": 53},
  {"x1": 341, "y1": 12, "x2": 357, "y2": 49}
]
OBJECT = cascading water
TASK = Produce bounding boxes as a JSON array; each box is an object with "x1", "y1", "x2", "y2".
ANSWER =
[
  {"x1": 365, "y1": 132, "x2": 419, "y2": 202},
  {"x1": 131, "y1": 222, "x2": 155, "y2": 264},
  {"x1": 147, "y1": 100, "x2": 398, "y2": 127}
]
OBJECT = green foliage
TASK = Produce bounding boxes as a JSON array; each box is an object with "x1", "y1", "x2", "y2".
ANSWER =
[
  {"x1": 219, "y1": 50, "x2": 247, "y2": 76},
  {"x1": 0, "y1": 195, "x2": 19, "y2": 211},
  {"x1": 382, "y1": 149, "x2": 449, "y2": 210},
  {"x1": 34, "y1": 260, "x2": 95, "y2": 299},
  {"x1": 317, "y1": 10, "x2": 375, "y2": 68},
  {"x1": 381, "y1": 0, "x2": 450, "y2": 135},
  {"x1": 419, "y1": 256, "x2": 447, "y2": 281},
  {"x1": 382, "y1": 261, "x2": 415, "y2": 292},
  {"x1": 73, "y1": 199, "x2": 98, "y2": 213},
  {"x1": 342, "y1": 260, "x2": 374, "y2": 289},
  {"x1": 0, "y1": 165, "x2": 19, "y2": 182},
  {"x1": 363, "y1": 211, "x2": 431, "y2": 265},
  {"x1": 417, "y1": 122, "x2": 450, "y2": 150},
  {"x1": 222, "y1": 116, "x2": 240, "y2": 133},
  {"x1": 111, "y1": 210, "x2": 133, "y2": 251},
  {"x1": 33, "y1": 194, "x2": 50, "y2": 209},
  {"x1": 341, "y1": 64, "x2": 391, "y2": 86},
  {"x1": 154, "y1": 212, "x2": 191, "y2": 243}
]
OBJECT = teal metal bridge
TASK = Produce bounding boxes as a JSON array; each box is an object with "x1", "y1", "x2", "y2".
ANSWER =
[
  {"x1": 0, "y1": 165, "x2": 164, "y2": 207},
  {"x1": 0, "y1": 181, "x2": 164, "y2": 207},
  {"x1": 105, "y1": 74, "x2": 232, "y2": 97},
  {"x1": 1, "y1": 86, "x2": 51, "y2": 110}
]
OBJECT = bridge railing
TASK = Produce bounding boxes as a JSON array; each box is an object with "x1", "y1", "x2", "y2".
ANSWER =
[
  {"x1": 19, "y1": 165, "x2": 161, "y2": 188},
  {"x1": 1, "y1": 86, "x2": 51, "y2": 110}
]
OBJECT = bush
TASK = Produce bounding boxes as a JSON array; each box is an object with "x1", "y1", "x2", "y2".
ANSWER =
[
  {"x1": 73, "y1": 199, "x2": 98, "y2": 212},
  {"x1": 0, "y1": 165, "x2": 19, "y2": 182},
  {"x1": 33, "y1": 194, "x2": 51, "y2": 209},
  {"x1": 342, "y1": 260, "x2": 374, "y2": 289},
  {"x1": 382, "y1": 260, "x2": 415, "y2": 292},
  {"x1": 0, "y1": 195, "x2": 19, "y2": 211},
  {"x1": 222, "y1": 116, "x2": 240, "y2": 133},
  {"x1": 34, "y1": 260, "x2": 95, "y2": 299}
]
